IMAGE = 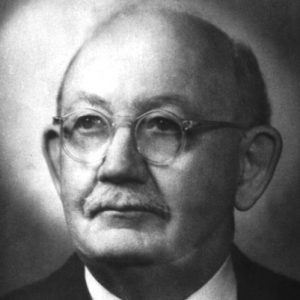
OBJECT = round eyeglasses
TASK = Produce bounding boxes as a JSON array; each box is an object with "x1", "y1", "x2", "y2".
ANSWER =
[{"x1": 53, "y1": 108, "x2": 245, "y2": 166}]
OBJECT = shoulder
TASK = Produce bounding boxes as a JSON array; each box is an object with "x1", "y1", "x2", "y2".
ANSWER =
[
  {"x1": 232, "y1": 246, "x2": 300, "y2": 300},
  {"x1": 1, "y1": 254, "x2": 90, "y2": 300}
]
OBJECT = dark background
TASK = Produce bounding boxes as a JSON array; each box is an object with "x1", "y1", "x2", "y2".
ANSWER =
[{"x1": 1, "y1": 0, "x2": 300, "y2": 296}]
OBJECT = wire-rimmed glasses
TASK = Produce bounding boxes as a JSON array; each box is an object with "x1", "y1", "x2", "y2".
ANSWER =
[{"x1": 53, "y1": 108, "x2": 245, "y2": 166}]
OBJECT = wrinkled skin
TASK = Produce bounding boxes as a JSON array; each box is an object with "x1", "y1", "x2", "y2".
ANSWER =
[{"x1": 44, "y1": 8, "x2": 281, "y2": 300}]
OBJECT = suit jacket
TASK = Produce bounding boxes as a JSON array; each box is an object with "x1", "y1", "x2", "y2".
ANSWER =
[{"x1": 2, "y1": 246, "x2": 300, "y2": 300}]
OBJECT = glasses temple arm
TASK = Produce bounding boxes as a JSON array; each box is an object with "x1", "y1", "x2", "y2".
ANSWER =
[{"x1": 182, "y1": 120, "x2": 246, "y2": 131}]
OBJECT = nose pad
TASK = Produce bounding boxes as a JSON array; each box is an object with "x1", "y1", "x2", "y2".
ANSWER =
[{"x1": 97, "y1": 127, "x2": 148, "y2": 184}]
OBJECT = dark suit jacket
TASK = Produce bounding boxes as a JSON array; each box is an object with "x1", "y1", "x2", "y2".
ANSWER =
[{"x1": 2, "y1": 246, "x2": 300, "y2": 300}]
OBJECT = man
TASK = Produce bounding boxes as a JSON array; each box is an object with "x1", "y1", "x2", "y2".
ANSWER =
[{"x1": 2, "y1": 3, "x2": 300, "y2": 300}]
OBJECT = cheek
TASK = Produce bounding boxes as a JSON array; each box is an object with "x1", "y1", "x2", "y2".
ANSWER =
[
  {"x1": 60, "y1": 157, "x2": 98, "y2": 214},
  {"x1": 150, "y1": 137, "x2": 239, "y2": 227}
]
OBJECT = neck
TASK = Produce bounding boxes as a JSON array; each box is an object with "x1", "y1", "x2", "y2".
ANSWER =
[{"x1": 82, "y1": 234, "x2": 233, "y2": 300}]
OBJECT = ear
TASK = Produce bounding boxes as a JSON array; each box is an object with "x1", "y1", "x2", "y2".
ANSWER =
[
  {"x1": 235, "y1": 125, "x2": 282, "y2": 211},
  {"x1": 43, "y1": 126, "x2": 61, "y2": 195}
]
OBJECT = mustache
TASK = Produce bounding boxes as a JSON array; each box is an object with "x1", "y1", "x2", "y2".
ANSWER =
[{"x1": 82, "y1": 184, "x2": 170, "y2": 220}]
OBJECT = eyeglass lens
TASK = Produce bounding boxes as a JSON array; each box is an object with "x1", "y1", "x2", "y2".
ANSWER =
[{"x1": 135, "y1": 113, "x2": 182, "y2": 164}]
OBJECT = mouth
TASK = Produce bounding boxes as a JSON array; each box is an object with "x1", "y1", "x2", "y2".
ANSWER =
[
  {"x1": 89, "y1": 204, "x2": 170, "y2": 220},
  {"x1": 83, "y1": 185, "x2": 171, "y2": 221}
]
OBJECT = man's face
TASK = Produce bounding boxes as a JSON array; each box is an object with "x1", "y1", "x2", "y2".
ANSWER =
[{"x1": 55, "y1": 15, "x2": 241, "y2": 267}]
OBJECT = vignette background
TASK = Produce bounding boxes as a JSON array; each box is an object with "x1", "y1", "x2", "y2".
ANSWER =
[{"x1": 1, "y1": 0, "x2": 300, "y2": 296}]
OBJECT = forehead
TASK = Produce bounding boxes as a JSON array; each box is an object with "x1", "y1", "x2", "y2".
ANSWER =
[{"x1": 62, "y1": 9, "x2": 238, "y2": 119}]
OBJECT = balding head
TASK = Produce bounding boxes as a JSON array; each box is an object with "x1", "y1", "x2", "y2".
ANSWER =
[{"x1": 57, "y1": 4, "x2": 270, "y2": 128}]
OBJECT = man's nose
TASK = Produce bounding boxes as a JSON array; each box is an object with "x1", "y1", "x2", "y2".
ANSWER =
[{"x1": 97, "y1": 127, "x2": 149, "y2": 184}]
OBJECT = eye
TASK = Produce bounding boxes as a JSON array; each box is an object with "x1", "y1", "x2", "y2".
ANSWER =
[
  {"x1": 74, "y1": 114, "x2": 107, "y2": 132},
  {"x1": 146, "y1": 116, "x2": 180, "y2": 132}
]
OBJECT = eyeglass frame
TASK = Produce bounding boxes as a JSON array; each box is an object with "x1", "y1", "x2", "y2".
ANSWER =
[{"x1": 53, "y1": 108, "x2": 247, "y2": 166}]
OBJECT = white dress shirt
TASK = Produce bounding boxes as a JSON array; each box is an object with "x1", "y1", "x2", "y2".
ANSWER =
[{"x1": 85, "y1": 257, "x2": 237, "y2": 300}]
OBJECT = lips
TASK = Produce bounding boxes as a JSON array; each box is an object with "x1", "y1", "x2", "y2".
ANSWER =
[
  {"x1": 90, "y1": 203, "x2": 169, "y2": 219},
  {"x1": 82, "y1": 184, "x2": 170, "y2": 220}
]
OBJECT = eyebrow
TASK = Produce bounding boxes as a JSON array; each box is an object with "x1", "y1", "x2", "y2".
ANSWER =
[
  {"x1": 134, "y1": 94, "x2": 193, "y2": 113},
  {"x1": 65, "y1": 92, "x2": 195, "y2": 115},
  {"x1": 65, "y1": 92, "x2": 112, "y2": 113}
]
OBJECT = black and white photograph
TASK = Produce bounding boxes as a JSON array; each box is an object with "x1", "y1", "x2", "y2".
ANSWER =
[{"x1": 0, "y1": 0, "x2": 300, "y2": 299}]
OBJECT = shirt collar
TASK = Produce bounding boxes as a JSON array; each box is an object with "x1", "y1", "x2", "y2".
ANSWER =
[
  {"x1": 85, "y1": 257, "x2": 236, "y2": 300},
  {"x1": 186, "y1": 256, "x2": 237, "y2": 300}
]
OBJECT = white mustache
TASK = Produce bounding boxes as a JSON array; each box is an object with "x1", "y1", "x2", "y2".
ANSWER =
[{"x1": 83, "y1": 184, "x2": 170, "y2": 220}]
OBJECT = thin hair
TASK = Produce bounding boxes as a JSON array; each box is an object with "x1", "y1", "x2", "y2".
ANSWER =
[
  {"x1": 232, "y1": 41, "x2": 271, "y2": 126},
  {"x1": 56, "y1": 4, "x2": 271, "y2": 127}
]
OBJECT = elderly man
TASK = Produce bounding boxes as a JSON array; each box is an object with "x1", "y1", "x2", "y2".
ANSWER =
[{"x1": 3, "y1": 3, "x2": 300, "y2": 300}]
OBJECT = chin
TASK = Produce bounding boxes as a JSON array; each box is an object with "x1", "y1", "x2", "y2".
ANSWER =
[{"x1": 75, "y1": 228, "x2": 164, "y2": 267}]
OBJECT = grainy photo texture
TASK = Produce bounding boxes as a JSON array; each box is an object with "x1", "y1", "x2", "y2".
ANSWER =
[{"x1": 0, "y1": 0, "x2": 300, "y2": 299}]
